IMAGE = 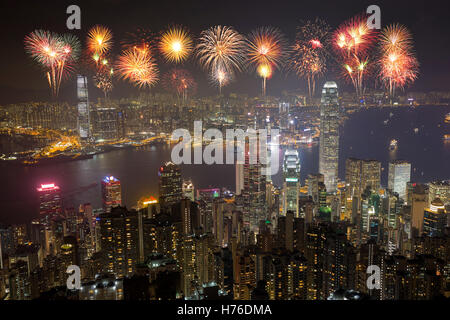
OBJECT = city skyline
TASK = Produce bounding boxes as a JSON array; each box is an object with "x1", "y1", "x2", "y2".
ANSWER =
[{"x1": 0, "y1": 0, "x2": 449, "y2": 303}]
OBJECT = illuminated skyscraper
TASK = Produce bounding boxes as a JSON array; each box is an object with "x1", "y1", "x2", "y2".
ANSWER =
[
  {"x1": 158, "y1": 162, "x2": 183, "y2": 209},
  {"x1": 279, "y1": 102, "x2": 290, "y2": 130},
  {"x1": 37, "y1": 183, "x2": 62, "y2": 217},
  {"x1": 282, "y1": 149, "x2": 300, "y2": 216},
  {"x1": 428, "y1": 181, "x2": 450, "y2": 206},
  {"x1": 101, "y1": 176, "x2": 122, "y2": 213},
  {"x1": 388, "y1": 160, "x2": 411, "y2": 201},
  {"x1": 77, "y1": 75, "x2": 90, "y2": 141},
  {"x1": 423, "y1": 198, "x2": 447, "y2": 237},
  {"x1": 100, "y1": 206, "x2": 139, "y2": 278},
  {"x1": 319, "y1": 81, "x2": 340, "y2": 192},
  {"x1": 345, "y1": 158, "x2": 381, "y2": 197}
]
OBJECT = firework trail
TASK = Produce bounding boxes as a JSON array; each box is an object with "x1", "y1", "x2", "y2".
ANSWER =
[
  {"x1": 332, "y1": 14, "x2": 378, "y2": 97},
  {"x1": 288, "y1": 18, "x2": 330, "y2": 99},
  {"x1": 162, "y1": 68, "x2": 197, "y2": 100},
  {"x1": 25, "y1": 30, "x2": 80, "y2": 97},
  {"x1": 122, "y1": 28, "x2": 155, "y2": 54},
  {"x1": 196, "y1": 25, "x2": 246, "y2": 92},
  {"x1": 247, "y1": 26, "x2": 287, "y2": 96},
  {"x1": 117, "y1": 48, "x2": 159, "y2": 89},
  {"x1": 159, "y1": 26, "x2": 193, "y2": 64},
  {"x1": 378, "y1": 24, "x2": 418, "y2": 98}
]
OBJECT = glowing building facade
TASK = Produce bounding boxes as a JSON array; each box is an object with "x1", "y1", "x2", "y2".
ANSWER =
[
  {"x1": 319, "y1": 81, "x2": 339, "y2": 192},
  {"x1": 282, "y1": 149, "x2": 300, "y2": 216},
  {"x1": 77, "y1": 75, "x2": 90, "y2": 141},
  {"x1": 158, "y1": 162, "x2": 183, "y2": 209},
  {"x1": 37, "y1": 183, "x2": 62, "y2": 217},
  {"x1": 101, "y1": 176, "x2": 122, "y2": 213},
  {"x1": 388, "y1": 160, "x2": 411, "y2": 201}
]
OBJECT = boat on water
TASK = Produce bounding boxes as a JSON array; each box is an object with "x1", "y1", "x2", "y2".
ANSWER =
[
  {"x1": 389, "y1": 139, "x2": 398, "y2": 150},
  {"x1": 414, "y1": 128, "x2": 419, "y2": 134},
  {"x1": 445, "y1": 113, "x2": 450, "y2": 123},
  {"x1": 444, "y1": 134, "x2": 450, "y2": 141}
]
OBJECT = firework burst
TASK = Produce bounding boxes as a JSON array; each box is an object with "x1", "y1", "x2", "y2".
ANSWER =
[
  {"x1": 87, "y1": 25, "x2": 113, "y2": 56},
  {"x1": 288, "y1": 18, "x2": 330, "y2": 99},
  {"x1": 25, "y1": 30, "x2": 81, "y2": 97},
  {"x1": 117, "y1": 48, "x2": 158, "y2": 89},
  {"x1": 197, "y1": 25, "x2": 246, "y2": 78},
  {"x1": 159, "y1": 26, "x2": 193, "y2": 64},
  {"x1": 247, "y1": 27, "x2": 287, "y2": 96},
  {"x1": 94, "y1": 65, "x2": 114, "y2": 98},
  {"x1": 333, "y1": 14, "x2": 378, "y2": 96},
  {"x1": 247, "y1": 26, "x2": 287, "y2": 70},
  {"x1": 162, "y1": 68, "x2": 197, "y2": 100},
  {"x1": 210, "y1": 66, "x2": 233, "y2": 94},
  {"x1": 379, "y1": 24, "x2": 418, "y2": 97}
]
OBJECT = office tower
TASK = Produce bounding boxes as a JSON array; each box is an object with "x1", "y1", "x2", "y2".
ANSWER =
[
  {"x1": 239, "y1": 148, "x2": 267, "y2": 233},
  {"x1": 197, "y1": 188, "x2": 220, "y2": 234},
  {"x1": 236, "y1": 163, "x2": 244, "y2": 195},
  {"x1": 279, "y1": 102, "x2": 290, "y2": 130},
  {"x1": 423, "y1": 198, "x2": 447, "y2": 237},
  {"x1": 37, "y1": 183, "x2": 62, "y2": 217},
  {"x1": 100, "y1": 207, "x2": 139, "y2": 278},
  {"x1": 77, "y1": 75, "x2": 90, "y2": 141},
  {"x1": 213, "y1": 198, "x2": 225, "y2": 247},
  {"x1": 306, "y1": 173, "x2": 324, "y2": 203},
  {"x1": 388, "y1": 160, "x2": 411, "y2": 201},
  {"x1": 319, "y1": 81, "x2": 340, "y2": 192},
  {"x1": 428, "y1": 181, "x2": 450, "y2": 206},
  {"x1": 92, "y1": 107, "x2": 118, "y2": 142},
  {"x1": 410, "y1": 184, "x2": 427, "y2": 236},
  {"x1": 101, "y1": 176, "x2": 122, "y2": 213},
  {"x1": 158, "y1": 162, "x2": 182, "y2": 209},
  {"x1": 282, "y1": 150, "x2": 301, "y2": 216},
  {"x1": 345, "y1": 158, "x2": 381, "y2": 198},
  {"x1": 182, "y1": 180, "x2": 195, "y2": 201}
]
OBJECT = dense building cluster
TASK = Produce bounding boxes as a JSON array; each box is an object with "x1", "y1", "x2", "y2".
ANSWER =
[{"x1": 0, "y1": 83, "x2": 449, "y2": 301}]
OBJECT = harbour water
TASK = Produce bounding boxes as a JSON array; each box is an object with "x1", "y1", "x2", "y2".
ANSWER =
[{"x1": 1, "y1": 105, "x2": 449, "y2": 225}]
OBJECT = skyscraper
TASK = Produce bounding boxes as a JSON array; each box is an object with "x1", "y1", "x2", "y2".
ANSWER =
[
  {"x1": 37, "y1": 183, "x2": 62, "y2": 217},
  {"x1": 423, "y1": 198, "x2": 447, "y2": 237},
  {"x1": 282, "y1": 149, "x2": 300, "y2": 216},
  {"x1": 101, "y1": 176, "x2": 122, "y2": 213},
  {"x1": 319, "y1": 81, "x2": 340, "y2": 192},
  {"x1": 100, "y1": 206, "x2": 139, "y2": 277},
  {"x1": 388, "y1": 160, "x2": 411, "y2": 200},
  {"x1": 158, "y1": 162, "x2": 182, "y2": 209},
  {"x1": 345, "y1": 158, "x2": 381, "y2": 197},
  {"x1": 77, "y1": 75, "x2": 90, "y2": 141},
  {"x1": 240, "y1": 149, "x2": 267, "y2": 233}
]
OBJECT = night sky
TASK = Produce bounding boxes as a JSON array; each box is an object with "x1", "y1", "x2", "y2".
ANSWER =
[{"x1": 0, "y1": 0, "x2": 449, "y2": 104}]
